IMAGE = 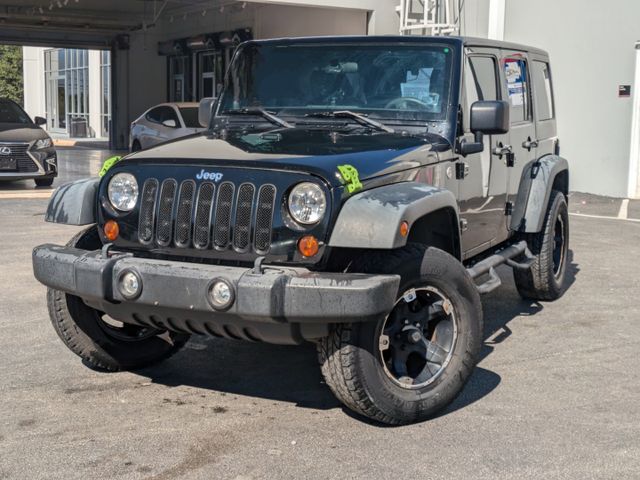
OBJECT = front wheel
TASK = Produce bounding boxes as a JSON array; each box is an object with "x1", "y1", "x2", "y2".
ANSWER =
[
  {"x1": 318, "y1": 245, "x2": 483, "y2": 425},
  {"x1": 35, "y1": 177, "x2": 54, "y2": 187},
  {"x1": 47, "y1": 226, "x2": 189, "y2": 371}
]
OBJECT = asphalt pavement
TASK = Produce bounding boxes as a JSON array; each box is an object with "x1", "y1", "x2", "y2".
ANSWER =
[{"x1": 1, "y1": 149, "x2": 639, "y2": 480}]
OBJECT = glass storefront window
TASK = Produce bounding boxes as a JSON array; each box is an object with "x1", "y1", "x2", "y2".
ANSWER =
[
  {"x1": 100, "y1": 50, "x2": 111, "y2": 138},
  {"x1": 44, "y1": 48, "x2": 91, "y2": 135}
]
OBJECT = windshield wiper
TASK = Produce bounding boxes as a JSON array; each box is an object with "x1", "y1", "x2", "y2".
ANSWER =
[
  {"x1": 305, "y1": 110, "x2": 395, "y2": 133},
  {"x1": 222, "y1": 108, "x2": 294, "y2": 129}
]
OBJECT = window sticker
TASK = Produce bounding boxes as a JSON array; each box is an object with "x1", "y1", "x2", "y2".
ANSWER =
[
  {"x1": 504, "y1": 60, "x2": 525, "y2": 107},
  {"x1": 400, "y1": 68, "x2": 439, "y2": 108}
]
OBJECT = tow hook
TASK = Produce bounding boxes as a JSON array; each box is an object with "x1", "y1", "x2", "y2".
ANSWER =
[{"x1": 252, "y1": 256, "x2": 266, "y2": 274}]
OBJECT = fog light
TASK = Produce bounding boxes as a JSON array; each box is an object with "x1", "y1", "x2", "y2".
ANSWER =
[
  {"x1": 208, "y1": 279, "x2": 235, "y2": 311},
  {"x1": 118, "y1": 270, "x2": 142, "y2": 300}
]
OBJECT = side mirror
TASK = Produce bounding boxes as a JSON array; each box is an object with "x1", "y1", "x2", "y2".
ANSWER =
[
  {"x1": 198, "y1": 97, "x2": 216, "y2": 128},
  {"x1": 458, "y1": 101, "x2": 510, "y2": 157},
  {"x1": 162, "y1": 119, "x2": 178, "y2": 128},
  {"x1": 470, "y1": 100, "x2": 510, "y2": 135},
  {"x1": 34, "y1": 116, "x2": 47, "y2": 126}
]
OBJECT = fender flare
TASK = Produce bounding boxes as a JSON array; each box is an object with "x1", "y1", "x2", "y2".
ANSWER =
[
  {"x1": 45, "y1": 177, "x2": 99, "y2": 225},
  {"x1": 511, "y1": 155, "x2": 569, "y2": 233},
  {"x1": 328, "y1": 182, "x2": 460, "y2": 250}
]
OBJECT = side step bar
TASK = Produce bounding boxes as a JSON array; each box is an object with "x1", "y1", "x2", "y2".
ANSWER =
[{"x1": 466, "y1": 241, "x2": 534, "y2": 294}]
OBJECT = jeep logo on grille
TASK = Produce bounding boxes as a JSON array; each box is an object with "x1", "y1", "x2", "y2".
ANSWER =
[
  {"x1": 195, "y1": 169, "x2": 224, "y2": 182},
  {"x1": 0, "y1": 147, "x2": 11, "y2": 155}
]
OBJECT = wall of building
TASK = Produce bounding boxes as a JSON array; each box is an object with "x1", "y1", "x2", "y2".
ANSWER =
[
  {"x1": 503, "y1": 0, "x2": 640, "y2": 198},
  {"x1": 22, "y1": 47, "x2": 46, "y2": 119}
]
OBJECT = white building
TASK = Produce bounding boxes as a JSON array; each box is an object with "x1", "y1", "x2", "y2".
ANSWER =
[
  {"x1": 9, "y1": 0, "x2": 640, "y2": 198},
  {"x1": 23, "y1": 47, "x2": 111, "y2": 140}
]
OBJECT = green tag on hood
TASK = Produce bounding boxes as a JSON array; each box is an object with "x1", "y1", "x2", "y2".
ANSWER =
[
  {"x1": 99, "y1": 156, "x2": 122, "y2": 177},
  {"x1": 337, "y1": 164, "x2": 363, "y2": 194}
]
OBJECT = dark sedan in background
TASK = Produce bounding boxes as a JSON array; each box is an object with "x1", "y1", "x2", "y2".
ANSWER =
[{"x1": 0, "y1": 98, "x2": 57, "y2": 187}]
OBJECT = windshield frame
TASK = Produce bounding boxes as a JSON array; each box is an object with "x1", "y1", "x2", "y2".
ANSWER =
[{"x1": 214, "y1": 38, "x2": 463, "y2": 141}]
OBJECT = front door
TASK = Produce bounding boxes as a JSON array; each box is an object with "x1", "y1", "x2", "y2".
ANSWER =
[
  {"x1": 499, "y1": 52, "x2": 537, "y2": 227},
  {"x1": 458, "y1": 49, "x2": 511, "y2": 258}
]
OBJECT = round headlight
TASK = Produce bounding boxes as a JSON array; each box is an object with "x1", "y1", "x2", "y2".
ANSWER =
[
  {"x1": 288, "y1": 182, "x2": 326, "y2": 225},
  {"x1": 108, "y1": 173, "x2": 138, "y2": 212}
]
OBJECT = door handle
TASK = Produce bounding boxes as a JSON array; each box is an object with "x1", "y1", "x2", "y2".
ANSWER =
[
  {"x1": 492, "y1": 144, "x2": 513, "y2": 157},
  {"x1": 522, "y1": 137, "x2": 539, "y2": 151}
]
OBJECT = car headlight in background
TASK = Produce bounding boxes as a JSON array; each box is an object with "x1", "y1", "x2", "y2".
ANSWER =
[
  {"x1": 288, "y1": 182, "x2": 327, "y2": 225},
  {"x1": 108, "y1": 173, "x2": 139, "y2": 212},
  {"x1": 34, "y1": 138, "x2": 53, "y2": 150}
]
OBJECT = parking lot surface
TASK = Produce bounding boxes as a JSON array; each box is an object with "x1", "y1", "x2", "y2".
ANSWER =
[{"x1": 1, "y1": 150, "x2": 640, "y2": 479}]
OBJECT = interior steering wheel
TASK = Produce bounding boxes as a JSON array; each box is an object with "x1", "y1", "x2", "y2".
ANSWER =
[{"x1": 385, "y1": 97, "x2": 431, "y2": 111}]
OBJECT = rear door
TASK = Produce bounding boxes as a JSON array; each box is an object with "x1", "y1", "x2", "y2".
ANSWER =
[
  {"x1": 529, "y1": 55, "x2": 557, "y2": 158},
  {"x1": 499, "y1": 52, "x2": 536, "y2": 227}
]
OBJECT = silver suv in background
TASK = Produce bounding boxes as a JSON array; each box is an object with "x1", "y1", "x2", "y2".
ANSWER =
[
  {"x1": 129, "y1": 102, "x2": 206, "y2": 152},
  {"x1": 0, "y1": 98, "x2": 57, "y2": 187}
]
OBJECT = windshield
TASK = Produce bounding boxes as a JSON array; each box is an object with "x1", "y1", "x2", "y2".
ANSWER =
[
  {"x1": 179, "y1": 107, "x2": 200, "y2": 128},
  {"x1": 0, "y1": 100, "x2": 32, "y2": 124},
  {"x1": 218, "y1": 42, "x2": 455, "y2": 123}
]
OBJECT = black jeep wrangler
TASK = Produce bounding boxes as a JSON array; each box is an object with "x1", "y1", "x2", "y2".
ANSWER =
[{"x1": 33, "y1": 36, "x2": 569, "y2": 425}]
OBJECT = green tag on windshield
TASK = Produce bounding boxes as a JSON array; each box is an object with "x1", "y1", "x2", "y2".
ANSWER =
[{"x1": 99, "y1": 156, "x2": 122, "y2": 177}]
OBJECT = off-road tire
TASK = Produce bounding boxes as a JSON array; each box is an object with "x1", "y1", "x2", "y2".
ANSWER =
[
  {"x1": 35, "y1": 177, "x2": 54, "y2": 187},
  {"x1": 318, "y1": 245, "x2": 483, "y2": 425},
  {"x1": 514, "y1": 190, "x2": 569, "y2": 301},
  {"x1": 47, "y1": 226, "x2": 189, "y2": 371}
]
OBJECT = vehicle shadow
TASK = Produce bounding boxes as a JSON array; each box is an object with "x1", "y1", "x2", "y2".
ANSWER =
[{"x1": 138, "y1": 249, "x2": 580, "y2": 421}]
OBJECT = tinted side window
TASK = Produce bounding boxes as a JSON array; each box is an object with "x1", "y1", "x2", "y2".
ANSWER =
[
  {"x1": 159, "y1": 106, "x2": 180, "y2": 125},
  {"x1": 146, "y1": 107, "x2": 163, "y2": 124},
  {"x1": 532, "y1": 61, "x2": 554, "y2": 121},
  {"x1": 504, "y1": 58, "x2": 531, "y2": 124},
  {"x1": 467, "y1": 56, "x2": 499, "y2": 101}
]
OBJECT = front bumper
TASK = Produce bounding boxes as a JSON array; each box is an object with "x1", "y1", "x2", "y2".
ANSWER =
[{"x1": 33, "y1": 244, "x2": 400, "y2": 344}]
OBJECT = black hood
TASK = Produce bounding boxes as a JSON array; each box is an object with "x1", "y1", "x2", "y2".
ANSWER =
[
  {"x1": 126, "y1": 130, "x2": 446, "y2": 187},
  {"x1": 0, "y1": 123, "x2": 49, "y2": 143}
]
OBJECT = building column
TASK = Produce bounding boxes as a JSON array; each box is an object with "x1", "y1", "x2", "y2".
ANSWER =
[
  {"x1": 488, "y1": 0, "x2": 505, "y2": 41},
  {"x1": 110, "y1": 45, "x2": 130, "y2": 150},
  {"x1": 628, "y1": 42, "x2": 640, "y2": 198}
]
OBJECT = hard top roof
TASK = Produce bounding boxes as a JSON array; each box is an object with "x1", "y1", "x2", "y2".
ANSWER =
[{"x1": 245, "y1": 35, "x2": 549, "y2": 58}]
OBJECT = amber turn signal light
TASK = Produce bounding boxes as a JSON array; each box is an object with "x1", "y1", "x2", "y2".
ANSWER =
[
  {"x1": 103, "y1": 220, "x2": 119, "y2": 241},
  {"x1": 399, "y1": 221, "x2": 409, "y2": 237},
  {"x1": 298, "y1": 235, "x2": 319, "y2": 257}
]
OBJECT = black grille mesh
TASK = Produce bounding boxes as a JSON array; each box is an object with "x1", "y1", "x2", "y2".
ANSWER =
[
  {"x1": 156, "y1": 179, "x2": 177, "y2": 245},
  {"x1": 213, "y1": 182, "x2": 234, "y2": 248},
  {"x1": 138, "y1": 179, "x2": 158, "y2": 243},
  {"x1": 233, "y1": 184, "x2": 255, "y2": 251},
  {"x1": 174, "y1": 180, "x2": 195, "y2": 246},
  {"x1": 255, "y1": 185, "x2": 276, "y2": 253},
  {"x1": 193, "y1": 182, "x2": 215, "y2": 248},
  {"x1": 134, "y1": 176, "x2": 276, "y2": 254}
]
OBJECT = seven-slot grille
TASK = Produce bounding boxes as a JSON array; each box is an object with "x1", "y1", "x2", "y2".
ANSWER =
[
  {"x1": 0, "y1": 144, "x2": 38, "y2": 172},
  {"x1": 138, "y1": 178, "x2": 277, "y2": 254}
]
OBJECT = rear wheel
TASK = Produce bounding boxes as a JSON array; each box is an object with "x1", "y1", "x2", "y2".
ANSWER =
[
  {"x1": 514, "y1": 190, "x2": 569, "y2": 300},
  {"x1": 318, "y1": 245, "x2": 483, "y2": 425},
  {"x1": 131, "y1": 140, "x2": 142, "y2": 152},
  {"x1": 47, "y1": 226, "x2": 189, "y2": 371}
]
